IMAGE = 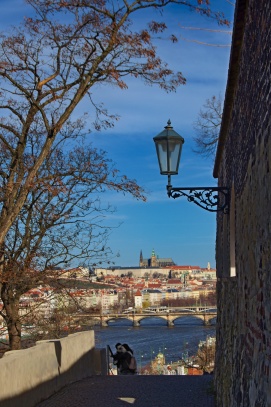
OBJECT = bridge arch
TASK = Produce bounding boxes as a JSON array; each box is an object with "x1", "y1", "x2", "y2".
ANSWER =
[
  {"x1": 100, "y1": 312, "x2": 216, "y2": 326},
  {"x1": 82, "y1": 310, "x2": 217, "y2": 327}
]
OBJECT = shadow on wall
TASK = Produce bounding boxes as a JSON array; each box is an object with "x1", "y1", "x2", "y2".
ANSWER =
[
  {"x1": 54, "y1": 340, "x2": 62, "y2": 373},
  {"x1": 0, "y1": 332, "x2": 107, "y2": 407}
]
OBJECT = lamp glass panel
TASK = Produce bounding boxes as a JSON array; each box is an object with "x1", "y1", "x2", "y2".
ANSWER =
[
  {"x1": 167, "y1": 140, "x2": 181, "y2": 174},
  {"x1": 156, "y1": 140, "x2": 168, "y2": 174}
]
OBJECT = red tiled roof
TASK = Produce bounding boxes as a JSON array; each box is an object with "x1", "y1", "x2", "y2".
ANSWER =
[
  {"x1": 148, "y1": 283, "x2": 162, "y2": 288},
  {"x1": 167, "y1": 279, "x2": 182, "y2": 284},
  {"x1": 134, "y1": 284, "x2": 145, "y2": 289}
]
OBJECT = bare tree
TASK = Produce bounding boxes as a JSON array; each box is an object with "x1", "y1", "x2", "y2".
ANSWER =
[
  {"x1": 194, "y1": 337, "x2": 216, "y2": 373},
  {"x1": 172, "y1": 336, "x2": 216, "y2": 374},
  {"x1": 0, "y1": 142, "x2": 145, "y2": 350},
  {"x1": 0, "y1": 0, "x2": 229, "y2": 350},
  {"x1": 0, "y1": 1, "x2": 229, "y2": 247},
  {"x1": 193, "y1": 94, "x2": 223, "y2": 159}
]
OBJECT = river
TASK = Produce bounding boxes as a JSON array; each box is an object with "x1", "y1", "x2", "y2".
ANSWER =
[{"x1": 93, "y1": 316, "x2": 216, "y2": 369}]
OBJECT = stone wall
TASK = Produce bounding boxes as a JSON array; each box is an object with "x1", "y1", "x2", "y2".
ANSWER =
[
  {"x1": 0, "y1": 331, "x2": 107, "y2": 407},
  {"x1": 214, "y1": 0, "x2": 271, "y2": 406}
]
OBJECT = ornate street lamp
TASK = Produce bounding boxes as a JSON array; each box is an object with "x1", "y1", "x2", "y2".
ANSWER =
[{"x1": 153, "y1": 120, "x2": 229, "y2": 213}]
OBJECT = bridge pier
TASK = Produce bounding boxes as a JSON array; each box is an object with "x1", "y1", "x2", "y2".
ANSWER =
[
  {"x1": 167, "y1": 320, "x2": 174, "y2": 327},
  {"x1": 133, "y1": 321, "x2": 140, "y2": 327},
  {"x1": 100, "y1": 318, "x2": 108, "y2": 327}
]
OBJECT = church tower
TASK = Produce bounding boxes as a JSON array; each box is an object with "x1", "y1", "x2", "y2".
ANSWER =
[{"x1": 151, "y1": 248, "x2": 158, "y2": 267}]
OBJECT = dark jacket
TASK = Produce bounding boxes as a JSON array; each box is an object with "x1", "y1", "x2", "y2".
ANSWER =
[{"x1": 113, "y1": 351, "x2": 133, "y2": 375}]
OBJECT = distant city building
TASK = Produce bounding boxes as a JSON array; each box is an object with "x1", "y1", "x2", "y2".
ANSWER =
[
  {"x1": 134, "y1": 290, "x2": 142, "y2": 309},
  {"x1": 139, "y1": 249, "x2": 175, "y2": 268},
  {"x1": 141, "y1": 288, "x2": 163, "y2": 305}
]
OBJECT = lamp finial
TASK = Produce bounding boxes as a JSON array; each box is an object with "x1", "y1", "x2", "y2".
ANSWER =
[{"x1": 166, "y1": 119, "x2": 172, "y2": 127}]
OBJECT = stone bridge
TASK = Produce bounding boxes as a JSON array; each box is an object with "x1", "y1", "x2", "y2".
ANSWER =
[{"x1": 83, "y1": 310, "x2": 217, "y2": 327}]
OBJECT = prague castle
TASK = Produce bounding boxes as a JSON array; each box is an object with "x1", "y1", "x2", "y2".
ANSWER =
[
  {"x1": 139, "y1": 249, "x2": 175, "y2": 268},
  {"x1": 94, "y1": 249, "x2": 215, "y2": 279}
]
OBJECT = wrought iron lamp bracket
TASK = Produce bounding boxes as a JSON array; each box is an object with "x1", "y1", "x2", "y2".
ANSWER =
[{"x1": 166, "y1": 179, "x2": 229, "y2": 213}]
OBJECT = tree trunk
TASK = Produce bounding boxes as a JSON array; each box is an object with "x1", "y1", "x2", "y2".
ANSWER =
[
  {"x1": 1, "y1": 285, "x2": 22, "y2": 350},
  {"x1": 7, "y1": 316, "x2": 22, "y2": 351}
]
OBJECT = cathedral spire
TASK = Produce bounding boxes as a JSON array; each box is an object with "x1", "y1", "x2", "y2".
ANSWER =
[{"x1": 140, "y1": 250, "x2": 143, "y2": 266}]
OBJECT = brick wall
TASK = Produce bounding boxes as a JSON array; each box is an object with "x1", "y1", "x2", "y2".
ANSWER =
[{"x1": 214, "y1": 0, "x2": 271, "y2": 406}]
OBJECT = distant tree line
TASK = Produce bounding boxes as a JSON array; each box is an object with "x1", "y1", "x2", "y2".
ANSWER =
[{"x1": 161, "y1": 292, "x2": 216, "y2": 307}]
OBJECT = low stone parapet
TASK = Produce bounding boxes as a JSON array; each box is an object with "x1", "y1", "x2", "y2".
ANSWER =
[{"x1": 0, "y1": 331, "x2": 107, "y2": 407}]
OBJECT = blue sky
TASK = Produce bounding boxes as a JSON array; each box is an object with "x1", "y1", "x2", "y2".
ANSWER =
[{"x1": 1, "y1": 1, "x2": 234, "y2": 268}]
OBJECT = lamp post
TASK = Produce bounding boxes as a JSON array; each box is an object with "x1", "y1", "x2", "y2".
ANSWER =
[{"x1": 153, "y1": 120, "x2": 229, "y2": 213}]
